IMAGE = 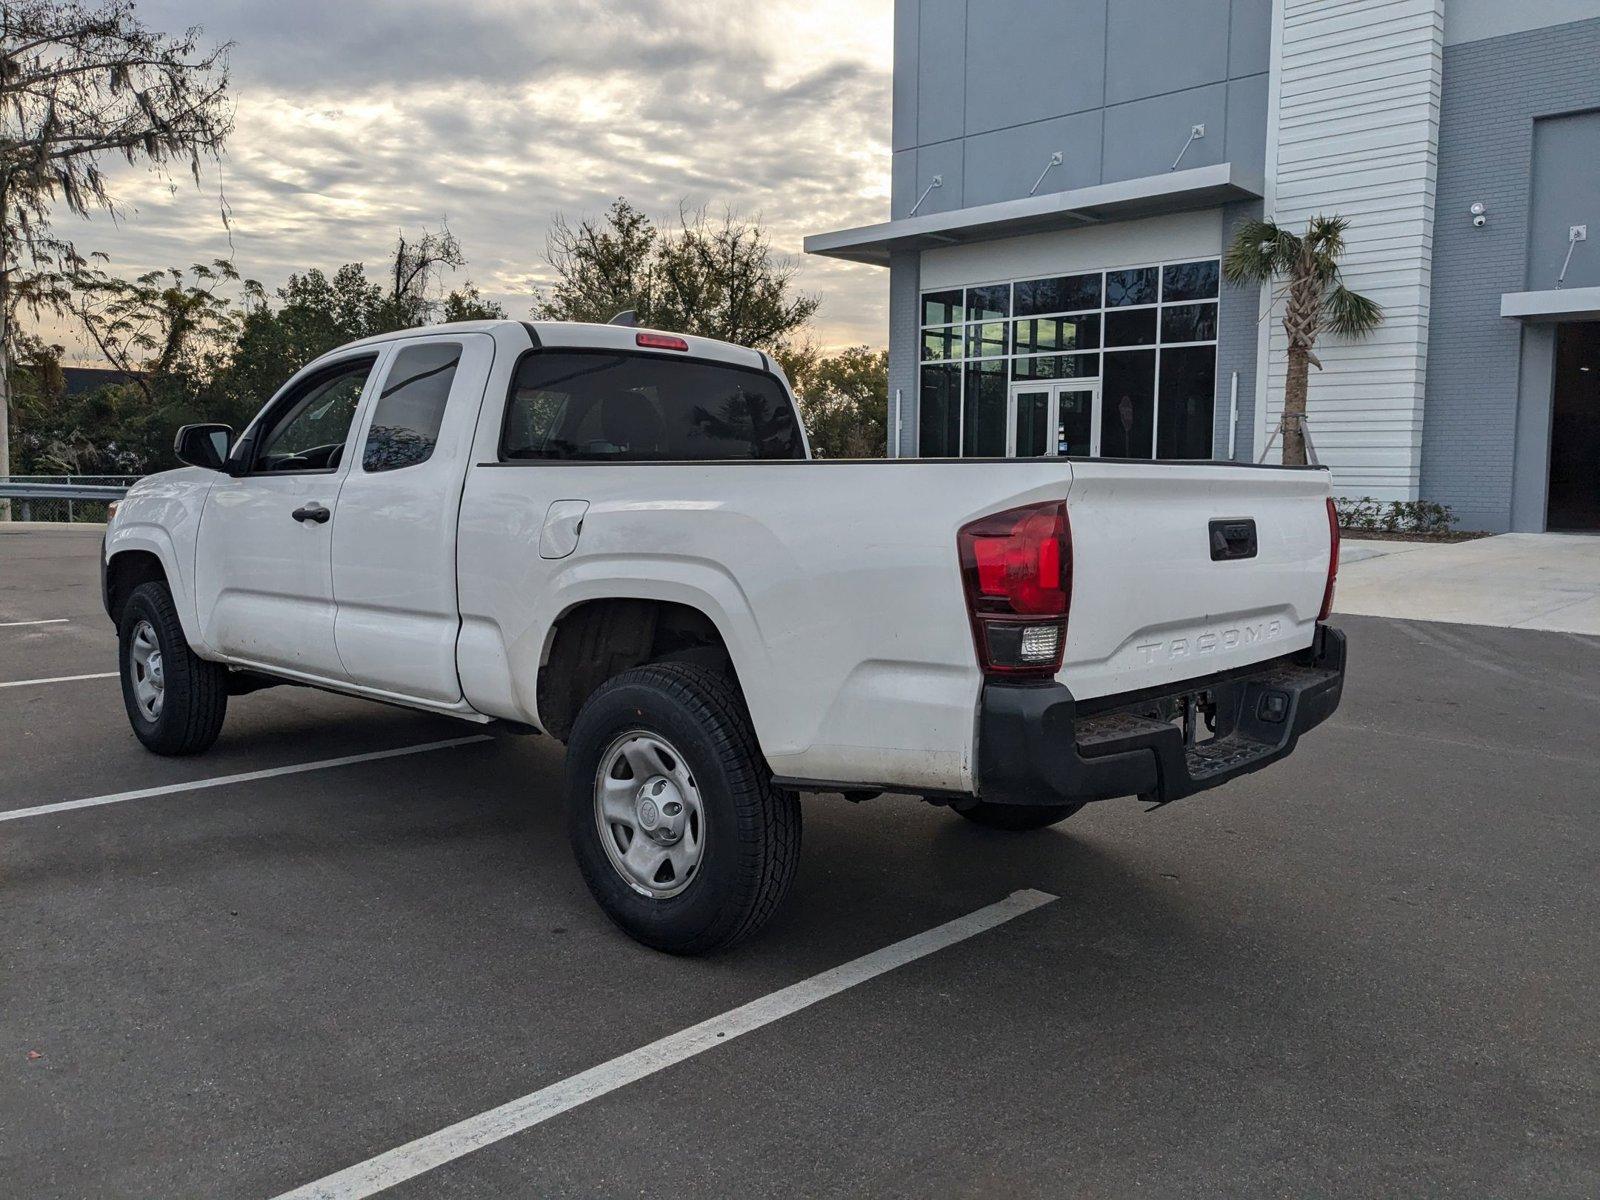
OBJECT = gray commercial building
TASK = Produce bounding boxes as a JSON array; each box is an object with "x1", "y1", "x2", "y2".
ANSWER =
[{"x1": 807, "y1": 0, "x2": 1600, "y2": 532}]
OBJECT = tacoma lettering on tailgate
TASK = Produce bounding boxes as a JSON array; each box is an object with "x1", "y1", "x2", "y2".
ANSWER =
[{"x1": 1134, "y1": 620, "x2": 1282, "y2": 665}]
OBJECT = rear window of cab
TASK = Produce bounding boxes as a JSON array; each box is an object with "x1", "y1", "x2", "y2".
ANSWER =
[{"x1": 501, "y1": 350, "x2": 805, "y2": 462}]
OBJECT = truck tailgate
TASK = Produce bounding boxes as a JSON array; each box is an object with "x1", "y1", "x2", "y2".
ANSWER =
[{"x1": 1061, "y1": 462, "x2": 1333, "y2": 701}]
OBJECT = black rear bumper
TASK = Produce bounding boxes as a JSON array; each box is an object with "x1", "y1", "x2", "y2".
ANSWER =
[{"x1": 977, "y1": 625, "x2": 1346, "y2": 808}]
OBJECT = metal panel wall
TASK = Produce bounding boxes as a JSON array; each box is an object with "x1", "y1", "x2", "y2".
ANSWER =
[
  {"x1": 1105, "y1": 0, "x2": 1232, "y2": 104},
  {"x1": 1528, "y1": 111, "x2": 1600, "y2": 292},
  {"x1": 888, "y1": 0, "x2": 1271, "y2": 216},
  {"x1": 965, "y1": 0, "x2": 1106, "y2": 134}
]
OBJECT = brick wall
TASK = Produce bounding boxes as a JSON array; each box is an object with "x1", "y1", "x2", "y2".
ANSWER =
[
  {"x1": 1423, "y1": 17, "x2": 1600, "y2": 531},
  {"x1": 887, "y1": 249, "x2": 921, "y2": 455},
  {"x1": 1216, "y1": 199, "x2": 1263, "y2": 460}
]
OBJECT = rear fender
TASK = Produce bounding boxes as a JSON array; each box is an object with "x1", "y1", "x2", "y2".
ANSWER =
[{"x1": 459, "y1": 554, "x2": 772, "y2": 738}]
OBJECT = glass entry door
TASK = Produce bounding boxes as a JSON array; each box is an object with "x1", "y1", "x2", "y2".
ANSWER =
[{"x1": 1007, "y1": 381, "x2": 1101, "y2": 458}]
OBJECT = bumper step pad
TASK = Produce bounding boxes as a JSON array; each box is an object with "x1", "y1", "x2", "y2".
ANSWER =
[{"x1": 1184, "y1": 731, "x2": 1276, "y2": 780}]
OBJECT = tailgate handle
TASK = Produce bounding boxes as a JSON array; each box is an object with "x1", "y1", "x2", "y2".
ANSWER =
[{"x1": 1209, "y1": 519, "x2": 1257, "y2": 561}]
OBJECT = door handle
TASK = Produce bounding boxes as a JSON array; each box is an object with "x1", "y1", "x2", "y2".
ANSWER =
[{"x1": 292, "y1": 502, "x2": 331, "y2": 524}]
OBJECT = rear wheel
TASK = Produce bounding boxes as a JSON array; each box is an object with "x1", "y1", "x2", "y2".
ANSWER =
[
  {"x1": 118, "y1": 581, "x2": 228, "y2": 756},
  {"x1": 955, "y1": 800, "x2": 1083, "y2": 831},
  {"x1": 565, "y1": 662, "x2": 800, "y2": 954}
]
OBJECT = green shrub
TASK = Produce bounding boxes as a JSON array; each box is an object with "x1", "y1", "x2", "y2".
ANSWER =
[{"x1": 1333, "y1": 496, "x2": 1455, "y2": 535}]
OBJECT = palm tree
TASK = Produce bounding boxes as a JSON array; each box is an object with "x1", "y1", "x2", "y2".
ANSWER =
[{"x1": 1224, "y1": 215, "x2": 1384, "y2": 465}]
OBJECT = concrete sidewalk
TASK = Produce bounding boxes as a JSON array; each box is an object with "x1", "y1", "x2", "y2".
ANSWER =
[{"x1": 1335, "y1": 532, "x2": 1600, "y2": 635}]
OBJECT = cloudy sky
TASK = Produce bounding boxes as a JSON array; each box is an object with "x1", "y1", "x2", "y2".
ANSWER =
[{"x1": 61, "y1": 0, "x2": 893, "y2": 362}]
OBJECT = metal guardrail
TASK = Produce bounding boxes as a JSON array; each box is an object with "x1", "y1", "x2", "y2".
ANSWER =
[{"x1": 0, "y1": 477, "x2": 137, "y2": 523}]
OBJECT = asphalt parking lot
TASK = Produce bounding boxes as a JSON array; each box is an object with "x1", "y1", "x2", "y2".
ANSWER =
[{"x1": 3, "y1": 526, "x2": 1597, "y2": 1199}]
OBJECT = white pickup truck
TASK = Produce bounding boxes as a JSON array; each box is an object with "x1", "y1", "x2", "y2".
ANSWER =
[{"x1": 102, "y1": 319, "x2": 1346, "y2": 952}]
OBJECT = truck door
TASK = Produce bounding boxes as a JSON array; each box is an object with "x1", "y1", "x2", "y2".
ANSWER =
[
  {"x1": 193, "y1": 352, "x2": 383, "y2": 681},
  {"x1": 330, "y1": 333, "x2": 495, "y2": 703}
]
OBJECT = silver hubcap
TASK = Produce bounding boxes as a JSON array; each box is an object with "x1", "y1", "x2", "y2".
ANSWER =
[
  {"x1": 595, "y1": 731, "x2": 705, "y2": 899},
  {"x1": 128, "y1": 619, "x2": 165, "y2": 721}
]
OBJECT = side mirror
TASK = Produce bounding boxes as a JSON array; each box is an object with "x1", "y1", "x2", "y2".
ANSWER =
[{"x1": 174, "y1": 423, "x2": 234, "y2": 471}]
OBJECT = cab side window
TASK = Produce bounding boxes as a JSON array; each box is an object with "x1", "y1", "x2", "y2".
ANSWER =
[
  {"x1": 253, "y1": 358, "x2": 376, "y2": 473},
  {"x1": 362, "y1": 343, "x2": 462, "y2": 472}
]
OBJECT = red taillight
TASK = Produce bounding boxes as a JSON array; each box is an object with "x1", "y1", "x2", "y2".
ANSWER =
[
  {"x1": 1319, "y1": 496, "x2": 1340, "y2": 621},
  {"x1": 958, "y1": 501, "x2": 1072, "y2": 679},
  {"x1": 636, "y1": 332, "x2": 689, "y2": 352}
]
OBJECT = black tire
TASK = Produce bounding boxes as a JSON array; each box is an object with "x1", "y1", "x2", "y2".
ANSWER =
[
  {"x1": 955, "y1": 800, "x2": 1084, "y2": 831},
  {"x1": 118, "y1": 581, "x2": 228, "y2": 756},
  {"x1": 566, "y1": 662, "x2": 800, "y2": 954}
]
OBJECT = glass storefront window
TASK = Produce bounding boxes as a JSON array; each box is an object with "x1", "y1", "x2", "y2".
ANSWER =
[
  {"x1": 965, "y1": 284, "x2": 1010, "y2": 322},
  {"x1": 918, "y1": 257, "x2": 1219, "y2": 459},
  {"x1": 922, "y1": 289, "x2": 963, "y2": 325},
  {"x1": 1157, "y1": 346, "x2": 1217, "y2": 460},
  {"x1": 962, "y1": 360, "x2": 1008, "y2": 456},
  {"x1": 922, "y1": 326, "x2": 962, "y2": 361},
  {"x1": 920, "y1": 362, "x2": 961, "y2": 456},
  {"x1": 1160, "y1": 302, "x2": 1218, "y2": 344},
  {"x1": 1013, "y1": 313, "x2": 1100, "y2": 355},
  {"x1": 1011, "y1": 352, "x2": 1100, "y2": 381},
  {"x1": 1101, "y1": 351, "x2": 1156, "y2": 458},
  {"x1": 965, "y1": 321, "x2": 1008, "y2": 358},
  {"x1": 1106, "y1": 266, "x2": 1159, "y2": 307},
  {"x1": 1105, "y1": 308, "x2": 1157, "y2": 347},
  {"x1": 1162, "y1": 260, "x2": 1219, "y2": 302},
  {"x1": 1014, "y1": 272, "x2": 1101, "y2": 316}
]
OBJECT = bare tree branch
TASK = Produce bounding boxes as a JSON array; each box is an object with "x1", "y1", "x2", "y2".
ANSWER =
[{"x1": 0, "y1": 0, "x2": 232, "y2": 487}]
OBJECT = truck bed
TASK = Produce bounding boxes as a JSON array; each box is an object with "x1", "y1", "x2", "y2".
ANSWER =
[{"x1": 456, "y1": 456, "x2": 1333, "y2": 794}]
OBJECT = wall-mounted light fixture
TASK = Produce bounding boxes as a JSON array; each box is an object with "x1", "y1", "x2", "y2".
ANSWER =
[
  {"x1": 1470, "y1": 201, "x2": 1488, "y2": 228},
  {"x1": 1171, "y1": 124, "x2": 1206, "y2": 171},
  {"x1": 1029, "y1": 151, "x2": 1064, "y2": 196},
  {"x1": 908, "y1": 175, "x2": 943, "y2": 218}
]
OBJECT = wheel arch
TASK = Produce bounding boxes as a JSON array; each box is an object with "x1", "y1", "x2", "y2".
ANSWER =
[
  {"x1": 104, "y1": 547, "x2": 168, "y2": 623},
  {"x1": 535, "y1": 595, "x2": 750, "y2": 743},
  {"x1": 104, "y1": 523, "x2": 208, "y2": 644}
]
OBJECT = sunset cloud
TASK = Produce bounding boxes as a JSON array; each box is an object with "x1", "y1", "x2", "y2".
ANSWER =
[{"x1": 55, "y1": 0, "x2": 892, "y2": 360}]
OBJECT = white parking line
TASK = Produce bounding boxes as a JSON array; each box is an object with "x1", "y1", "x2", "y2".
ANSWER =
[
  {"x1": 0, "y1": 736, "x2": 494, "y2": 823},
  {"x1": 0, "y1": 618, "x2": 69, "y2": 628},
  {"x1": 269, "y1": 888, "x2": 1058, "y2": 1200},
  {"x1": 0, "y1": 671, "x2": 117, "y2": 689}
]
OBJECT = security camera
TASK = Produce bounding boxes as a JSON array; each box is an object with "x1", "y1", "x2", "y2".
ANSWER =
[{"x1": 1473, "y1": 214, "x2": 1487, "y2": 228}]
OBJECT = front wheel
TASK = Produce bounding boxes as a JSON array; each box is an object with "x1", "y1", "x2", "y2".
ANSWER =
[
  {"x1": 565, "y1": 662, "x2": 800, "y2": 954},
  {"x1": 118, "y1": 581, "x2": 228, "y2": 756},
  {"x1": 955, "y1": 800, "x2": 1084, "y2": 831}
]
